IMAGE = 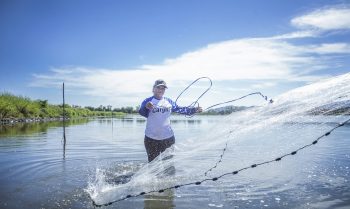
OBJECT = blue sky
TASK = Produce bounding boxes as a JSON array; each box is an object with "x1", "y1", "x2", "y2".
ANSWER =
[{"x1": 1, "y1": 0, "x2": 350, "y2": 108}]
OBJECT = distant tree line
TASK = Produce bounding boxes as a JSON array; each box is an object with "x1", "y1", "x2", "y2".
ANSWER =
[
  {"x1": 84, "y1": 105, "x2": 140, "y2": 114},
  {"x1": 204, "y1": 105, "x2": 251, "y2": 115}
]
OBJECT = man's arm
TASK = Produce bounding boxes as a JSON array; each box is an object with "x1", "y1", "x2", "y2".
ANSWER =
[
  {"x1": 139, "y1": 97, "x2": 153, "y2": 118},
  {"x1": 167, "y1": 98, "x2": 197, "y2": 116}
]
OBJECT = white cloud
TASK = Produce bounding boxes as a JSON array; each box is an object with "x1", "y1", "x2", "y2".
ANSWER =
[
  {"x1": 307, "y1": 43, "x2": 350, "y2": 54},
  {"x1": 271, "y1": 30, "x2": 320, "y2": 39},
  {"x1": 30, "y1": 5, "x2": 350, "y2": 107},
  {"x1": 31, "y1": 36, "x2": 347, "y2": 107},
  {"x1": 291, "y1": 6, "x2": 350, "y2": 31}
]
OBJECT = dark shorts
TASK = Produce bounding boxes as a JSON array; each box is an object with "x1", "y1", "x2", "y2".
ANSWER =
[{"x1": 144, "y1": 135, "x2": 175, "y2": 162}]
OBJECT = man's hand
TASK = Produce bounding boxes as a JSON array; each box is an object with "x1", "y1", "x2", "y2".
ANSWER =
[
  {"x1": 196, "y1": 107, "x2": 203, "y2": 113},
  {"x1": 146, "y1": 102, "x2": 154, "y2": 110}
]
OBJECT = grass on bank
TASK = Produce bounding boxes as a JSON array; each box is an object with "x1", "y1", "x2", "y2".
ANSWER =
[{"x1": 0, "y1": 92, "x2": 125, "y2": 119}]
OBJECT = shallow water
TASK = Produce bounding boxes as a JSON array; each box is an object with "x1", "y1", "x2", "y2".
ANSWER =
[{"x1": 0, "y1": 114, "x2": 349, "y2": 209}]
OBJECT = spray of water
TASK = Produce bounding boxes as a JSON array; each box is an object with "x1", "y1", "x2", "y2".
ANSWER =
[{"x1": 86, "y1": 73, "x2": 350, "y2": 206}]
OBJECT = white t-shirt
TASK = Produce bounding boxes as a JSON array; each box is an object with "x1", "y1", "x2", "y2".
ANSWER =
[{"x1": 139, "y1": 96, "x2": 195, "y2": 140}]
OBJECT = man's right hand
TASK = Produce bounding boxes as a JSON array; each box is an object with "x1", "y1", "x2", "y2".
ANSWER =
[{"x1": 146, "y1": 102, "x2": 154, "y2": 110}]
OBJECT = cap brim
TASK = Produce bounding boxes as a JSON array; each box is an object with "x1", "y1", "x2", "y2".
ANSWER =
[{"x1": 155, "y1": 84, "x2": 168, "y2": 88}]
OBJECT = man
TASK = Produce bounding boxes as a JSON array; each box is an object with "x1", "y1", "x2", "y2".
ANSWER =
[{"x1": 139, "y1": 79, "x2": 202, "y2": 162}]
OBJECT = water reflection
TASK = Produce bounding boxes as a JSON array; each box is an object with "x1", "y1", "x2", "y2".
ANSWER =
[
  {"x1": 121, "y1": 117, "x2": 135, "y2": 123},
  {"x1": 169, "y1": 119, "x2": 201, "y2": 124},
  {"x1": 137, "y1": 118, "x2": 146, "y2": 123},
  {"x1": 94, "y1": 116, "x2": 147, "y2": 125},
  {"x1": 0, "y1": 118, "x2": 90, "y2": 137},
  {"x1": 96, "y1": 118, "x2": 114, "y2": 124},
  {"x1": 63, "y1": 119, "x2": 67, "y2": 160},
  {"x1": 186, "y1": 119, "x2": 201, "y2": 124}
]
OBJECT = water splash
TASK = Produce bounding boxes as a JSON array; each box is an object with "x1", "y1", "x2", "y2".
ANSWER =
[{"x1": 87, "y1": 73, "x2": 350, "y2": 206}]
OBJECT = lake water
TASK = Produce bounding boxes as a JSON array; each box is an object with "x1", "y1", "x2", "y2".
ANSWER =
[{"x1": 0, "y1": 114, "x2": 349, "y2": 209}]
